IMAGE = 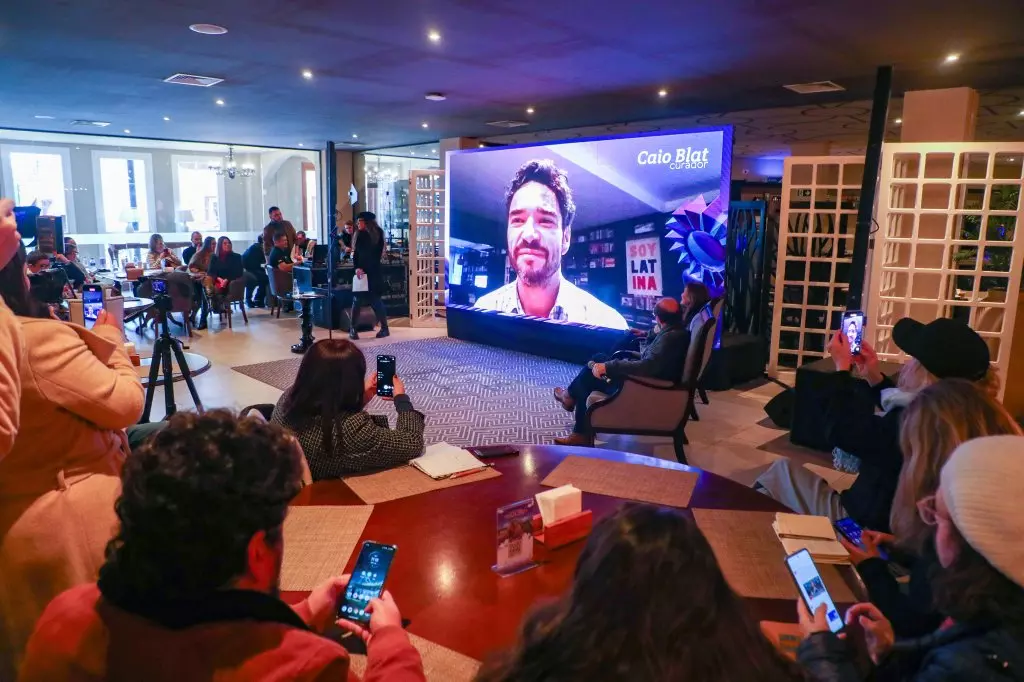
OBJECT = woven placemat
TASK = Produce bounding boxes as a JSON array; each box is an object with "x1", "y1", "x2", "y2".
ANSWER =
[
  {"x1": 692, "y1": 509, "x2": 855, "y2": 602},
  {"x1": 344, "y1": 465, "x2": 501, "y2": 504},
  {"x1": 347, "y1": 633, "x2": 481, "y2": 681},
  {"x1": 281, "y1": 506, "x2": 374, "y2": 591},
  {"x1": 540, "y1": 455, "x2": 698, "y2": 508}
]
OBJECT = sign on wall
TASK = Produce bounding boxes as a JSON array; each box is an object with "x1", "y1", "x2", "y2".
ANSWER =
[{"x1": 626, "y1": 237, "x2": 663, "y2": 296}]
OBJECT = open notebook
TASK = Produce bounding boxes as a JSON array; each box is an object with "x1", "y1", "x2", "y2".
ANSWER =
[
  {"x1": 410, "y1": 442, "x2": 489, "y2": 480},
  {"x1": 773, "y1": 513, "x2": 849, "y2": 564}
]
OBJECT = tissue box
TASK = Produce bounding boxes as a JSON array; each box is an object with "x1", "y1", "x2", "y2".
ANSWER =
[{"x1": 535, "y1": 484, "x2": 582, "y2": 526}]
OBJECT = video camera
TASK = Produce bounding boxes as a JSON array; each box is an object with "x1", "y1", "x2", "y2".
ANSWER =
[
  {"x1": 28, "y1": 267, "x2": 69, "y2": 304},
  {"x1": 149, "y1": 278, "x2": 173, "y2": 314}
]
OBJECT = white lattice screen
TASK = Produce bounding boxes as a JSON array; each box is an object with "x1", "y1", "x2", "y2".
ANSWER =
[
  {"x1": 408, "y1": 170, "x2": 447, "y2": 327},
  {"x1": 768, "y1": 156, "x2": 866, "y2": 375},
  {"x1": 867, "y1": 143, "x2": 1024, "y2": 393}
]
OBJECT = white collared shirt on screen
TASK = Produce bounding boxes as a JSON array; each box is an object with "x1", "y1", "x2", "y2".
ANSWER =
[{"x1": 473, "y1": 274, "x2": 629, "y2": 330}]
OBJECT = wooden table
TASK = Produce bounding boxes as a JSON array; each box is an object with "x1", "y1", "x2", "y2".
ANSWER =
[{"x1": 286, "y1": 445, "x2": 859, "y2": 662}]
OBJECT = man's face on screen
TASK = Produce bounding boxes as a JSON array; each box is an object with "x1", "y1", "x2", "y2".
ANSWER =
[{"x1": 507, "y1": 181, "x2": 568, "y2": 286}]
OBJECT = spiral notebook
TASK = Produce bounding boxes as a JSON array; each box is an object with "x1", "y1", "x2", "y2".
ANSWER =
[{"x1": 410, "y1": 442, "x2": 489, "y2": 480}]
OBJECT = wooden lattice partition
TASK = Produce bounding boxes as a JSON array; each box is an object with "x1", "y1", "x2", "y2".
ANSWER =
[{"x1": 408, "y1": 170, "x2": 447, "y2": 327}]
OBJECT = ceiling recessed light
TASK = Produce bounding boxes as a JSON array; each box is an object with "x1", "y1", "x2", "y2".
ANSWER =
[
  {"x1": 34, "y1": 115, "x2": 55, "y2": 120},
  {"x1": 421, "y1": 122, "x2": 429, "y2": 129},
  {"x1": 431, "y1": 149, "x2": 437, "y2": 153},
  {"x1": 189, "y1": 23, "x2": 228, "y2": 35},
  {"x1": 658, "y1": 88, "x2": 668, "y2": 98},
  {"x1": 479, "y1": 144, "x2": 485, "y2": 148},
  {"x1": 302, "y1": 69, "x2": 314, "y2": 80},
  {"x1": 124, "y1": 129, "x2": 131, "y2": 134},
  {"x1": 298, "y1": 143, "x2": 304, "y2": 147},
  {"x1": 425, "y1": 92, "x2": 446, "y2": 101},
  {"x1": 526, "y1": 107, "x2": 535, "y2": 114},
  {"x1": 1018, "y1": 110, "x2": 1024, "y2": 117},
  {"x1": 163, "y1": 116, "x2": 171, "y2": 121},
  {"x1": 410, "y1": 151, "x2": 416, "y2": 155},
  {"x1": 894, "y1": 118, "x2": 902, "y2": 125},
  {"x1": 944, "y1": 53, "x2": 960, "y2": 64},
  {"x1": 215, "y1": 99, "x2": 225, "y2": 105},
  {"x1": 352, "y1": 134, "x2": 358, "y2": 139},
  {"x1": 427, "y1": 30, "x2": 441, "y2": 43}
]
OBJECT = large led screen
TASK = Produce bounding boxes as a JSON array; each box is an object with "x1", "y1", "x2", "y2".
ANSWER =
[{"x1": 447, "y1": 127, "x2": 733, "y2": 331}]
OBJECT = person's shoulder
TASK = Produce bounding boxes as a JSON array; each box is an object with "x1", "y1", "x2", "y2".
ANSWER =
[
  {"x1": 474, "y1": 282, "x2": 514, "y2": 309},
  {"x1": 35, "y1": 583, "x2": 104, "y2": 636},
  {"x1": 921, "y1": 626, "x2": 1024, "y2": 678},
  {"x1": 560, "y1": 280, "x2": 628, "y2": 329}
]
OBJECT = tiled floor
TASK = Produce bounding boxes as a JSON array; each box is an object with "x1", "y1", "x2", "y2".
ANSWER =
[{"x1": 128, "y1": 311, "x2": 841, "y2": 490}]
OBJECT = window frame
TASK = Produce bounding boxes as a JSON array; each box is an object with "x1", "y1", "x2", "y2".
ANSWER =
[
  {"x1": 91, "y1": 149, "x2": 157, "y2": 234},
  {"x1": 0, "y1": 143, "x2": 77, "y2": 232}
]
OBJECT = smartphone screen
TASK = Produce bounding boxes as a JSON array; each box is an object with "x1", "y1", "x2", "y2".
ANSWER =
[
  {"x1": 82, "y1": 284, "x2": 104, "y2": 329},
  {"x1": 834, "y1": 518, "x2": 889, "y2": 561},
  {"x1": 337, "y1": 541, "x2": 397, "y2": 624},
  {"x1": 841, "y1": 310, "x2": 865, "y2": 354},
  {"x1": 786, "y1": 549, "x2": 844, "y2": 633},
  {"x1": 376, "y1": 355, "x2": 396, "y2": 398}
]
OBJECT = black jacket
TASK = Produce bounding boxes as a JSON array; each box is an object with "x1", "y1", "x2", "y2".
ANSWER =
[
  {"x1": 182, "y1": 245, "x2": 198, "y2": 267},
  {"x1": 604, "y1": 324, "x2": 689, "y2": 383},
  {"x1": 798, "y1": 622, "x2": 1024, "y2": 682},
  {"x1": 352, "y1": 229, "x2": 386, "y2": 296},
  {"x1": 208, "y1": 252, "x2": 244, "y2": 282},
  {"x1": 242, "y1": 243, "x2": 266, "y2": 273},
  {"x1": 823, "y1": 372, "x2": 904, "y2": 532},
  {"x1": 858, "y1": 540, "x2": 943, "y2": 639}
]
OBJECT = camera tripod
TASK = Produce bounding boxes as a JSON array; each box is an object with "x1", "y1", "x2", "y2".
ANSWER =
[{"x1": 140, "y1": 309, "x2": 204, "y2": 422}]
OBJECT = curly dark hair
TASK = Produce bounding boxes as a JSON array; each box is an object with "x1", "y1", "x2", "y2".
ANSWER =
[
  {"x1": 931, "y1": 524, "x2": 1024, "y2": 628},
  {"x1": 505, "y1": 160, "x2": 576, "y2": 229},
  {"x1": 98, "y1": 409, "x2": 304, "y2": 604},
  {"x1": 476, "y1": 504, "x2": 804, "y2": 682}
]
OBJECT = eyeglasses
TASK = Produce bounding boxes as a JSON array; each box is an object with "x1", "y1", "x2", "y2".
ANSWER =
[{"x1": 917, "y1": 494, "x2": 939, "y2": 526}]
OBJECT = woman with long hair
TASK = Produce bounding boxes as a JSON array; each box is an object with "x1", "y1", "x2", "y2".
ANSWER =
[
  {"x1": 681, "y1": 280, "x2": 712, "y2": 330},
  {"x1": 269, "y1": 339, "x2": 424, "y2": 480},
  {"x1": 799, "y1": 435, "x2": 1024, "y2": 681},
  {"x1": 0, "y1": 243, "x2": 144, "y2": 678},
  {"x1": 187, "y1": 236, "x2": 216, "y2": 274},
  {"x1": 349, "y1": 211, "x2": 389, "y2": 339},
  {"x1": 477, "y1": 504, "x2": 804, "y2": 682},
  {"x1": 145, "y1": 233, "x2": 181, "y2": 269},
  {"x1": 840, "y1": 379, "x2": 1021, "y2": 638},
  {"x1": 754, "y1": 317, "x2": 998, "y2": 533},
  {"x1": 205, "y1": 236, "x2": 245, "y2": 317}
]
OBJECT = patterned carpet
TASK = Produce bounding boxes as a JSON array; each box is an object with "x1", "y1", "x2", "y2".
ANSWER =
[{"x1": 231, "y1": 338, "x2": 582, "y2": 446}]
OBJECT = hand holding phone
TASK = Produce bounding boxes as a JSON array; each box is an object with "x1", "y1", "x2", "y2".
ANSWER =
[
  {"x1": 840, "y1": 310, "x2": 865, "y2": 355},
  {"x1": 786, "y1": 549, "x2": 844, "y2": 634},
  {"x1": 82, "y1": 284, "x2": 104, "y2": 330},
  {"x1": 336, "y1": 541, "x2": 397, "y2": 625}
]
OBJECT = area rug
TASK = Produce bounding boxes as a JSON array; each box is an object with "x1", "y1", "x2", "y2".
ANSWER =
[{"x1": 232, "y1": 338, "x2": 581, "y2": 446}]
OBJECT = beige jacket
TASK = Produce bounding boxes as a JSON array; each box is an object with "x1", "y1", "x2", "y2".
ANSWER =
[
  {"x1": 0, "y1": 300, "x2": 21, "y2": 456},
  {"x1": 0, "y1": 317, "x2": 143, "y2": 678},
  {"x1": 0, "y1": 318, "x2": 144, "y2": 496}
]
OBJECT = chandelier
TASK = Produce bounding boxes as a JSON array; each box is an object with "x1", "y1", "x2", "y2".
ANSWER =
[
  {"x1": 210, "y1": 146, "x2": 255, "y2": 179},
  {"x1": 366, "y1": 166, "x2": 397, "y2": 185}
]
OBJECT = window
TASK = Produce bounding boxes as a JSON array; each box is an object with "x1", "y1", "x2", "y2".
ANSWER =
[
  {"x1": 92, "y1": 151, "x2": 155, "y2": 233},
  {"x1": 0, "y1": 145, "x2": 74, "y2": 230},
  {"x1": 173, "y1": 157, "x2": 223, "y2": 231},
  {"x1": 303, "y1": 165, "x2": 319, "y2": 236}
]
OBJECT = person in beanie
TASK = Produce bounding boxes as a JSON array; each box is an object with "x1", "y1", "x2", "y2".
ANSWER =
[
  {"x1": 754, "y1": 317, "x2": 999, "y2": 532},
  {"x1": 797, "y1": 434, "x2": 1024, "y2": 681}
]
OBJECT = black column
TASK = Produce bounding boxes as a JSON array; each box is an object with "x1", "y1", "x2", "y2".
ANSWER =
[
  {"x1": 847, "y1": 66, "x2": 893, "y2": 310},
  {"x1": 326, "y1": 141, "x2": 337, "y2": 295}
]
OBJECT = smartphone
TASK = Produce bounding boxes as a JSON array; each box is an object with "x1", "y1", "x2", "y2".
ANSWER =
[
  {"x1": 82, "y1": 284, "x2": 104, "y2": 329},
  {"x1": 337, "y1": 541, "x2": 397, "y2": 624},
  {"x1": 834, "y1": 518, "x2": 889, "y2": 561},
  {"x1": 785, "y1": 548, "x2": 844, "y2": 633},
  {"x1": 376, "y1": 355, "x2": 396, "y2": 398},
  {"x1": 841, "y1": 309, "x2": 865, "y2": 355}
]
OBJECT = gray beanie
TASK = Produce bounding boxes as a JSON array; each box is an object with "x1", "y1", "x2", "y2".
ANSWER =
[{"x1": 939, "y1": 435, "x2": 1024, "y2": 588}]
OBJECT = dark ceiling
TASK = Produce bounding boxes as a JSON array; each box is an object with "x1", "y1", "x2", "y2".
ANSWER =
[{"x1": 2, "y1": 0, "x2": 1023, "y2": 151}]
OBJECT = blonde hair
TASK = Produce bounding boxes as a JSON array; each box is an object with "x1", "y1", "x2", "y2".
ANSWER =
[{"x1": 893, "y1": 379, "x2": 1020, "y2": 551}]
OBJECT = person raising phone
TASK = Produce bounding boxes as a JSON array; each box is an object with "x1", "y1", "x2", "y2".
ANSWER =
[{"x1": 754, "y1": 317, "x2": 998, "y2": 533}]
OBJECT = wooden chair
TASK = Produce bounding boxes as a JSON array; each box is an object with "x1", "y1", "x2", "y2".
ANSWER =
[
  {"x1": 216, "y1": 276, "x2": 251, "y2": 329},
  {"x1": 585, "y1": 317, "x2": 717, "y2": 465},
  {"x1": 264, "y1": 264, "x2": 292, "y2": 319}
]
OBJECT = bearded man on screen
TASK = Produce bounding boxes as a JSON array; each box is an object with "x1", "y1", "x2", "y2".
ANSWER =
[{"x1": 474, "y1": 160, "x2": 628, "y2": 330}]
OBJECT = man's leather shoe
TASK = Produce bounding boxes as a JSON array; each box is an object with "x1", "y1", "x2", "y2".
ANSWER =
[
  {"x1": 348, "y1": 329, "x2": 359, "y2": 340},
  {"x1": 554, "y1": 432, "x2": 594, "y2": 447},
  {"x1": 376, "y1": 328, "x2": 390, "y2": 339},
  {"x1": 553, "y1": 387, "x2": 575, "y2": 412}
]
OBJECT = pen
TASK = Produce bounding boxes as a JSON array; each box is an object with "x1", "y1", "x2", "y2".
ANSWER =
[{"x1": 447, "y1": 464, "x2": 494, "y2": 480}]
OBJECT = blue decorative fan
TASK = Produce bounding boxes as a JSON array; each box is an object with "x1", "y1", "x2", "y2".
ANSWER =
[{"x1": 665, "y1": 194, "x2": 728, "y2": 296}]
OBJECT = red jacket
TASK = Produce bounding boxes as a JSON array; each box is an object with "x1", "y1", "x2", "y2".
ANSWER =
[{"x1": 19, "y1": 584, "x2": 425, "y2": 682}]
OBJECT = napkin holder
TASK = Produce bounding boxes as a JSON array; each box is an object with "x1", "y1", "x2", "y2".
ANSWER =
[
  {"x1": 125, "y1": 266, "x2": 143, "y2": 281},
  {"x1": 532, "y1": 510, "x2": 592, "y2": 549}
]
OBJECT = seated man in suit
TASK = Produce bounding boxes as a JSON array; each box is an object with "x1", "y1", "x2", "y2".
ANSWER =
[{"x1": 553, "y1": 297, "x2": 691, "y2": 446}]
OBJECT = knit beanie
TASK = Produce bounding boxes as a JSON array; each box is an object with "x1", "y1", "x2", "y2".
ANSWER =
[{"x1": 939, "y1": 435, "x2": 1024, "y2": 588}]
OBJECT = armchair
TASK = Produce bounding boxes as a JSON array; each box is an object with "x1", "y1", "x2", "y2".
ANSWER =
[{"x1": 585, "y1": 317, "x2": 716, "y2": 464}]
